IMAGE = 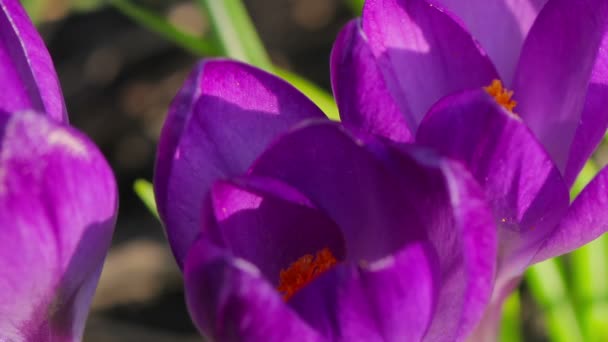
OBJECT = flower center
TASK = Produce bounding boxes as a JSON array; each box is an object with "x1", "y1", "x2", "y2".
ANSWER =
[
  {"x1": 277, "y1": 247, "x2": 338, "y2": 301},
  {"x1": 484, "y1": 79, "x2": 517, "y2": 112}
]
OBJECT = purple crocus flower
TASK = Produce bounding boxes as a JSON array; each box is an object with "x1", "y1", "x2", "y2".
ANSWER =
[
  {"x1": 155, "y1": 59, "x2": 499, "y2": 341},
  {"x1": 331, "y1": 0, "x2": 608, "y2": 337},
  {"x1": 0, "y1": 1, "x2": 117, "y2": 339}
]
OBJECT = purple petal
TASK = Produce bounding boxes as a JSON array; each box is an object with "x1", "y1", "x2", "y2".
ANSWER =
[
  {"x1": 183, "y1": 238, "x2": 321, "y2": 341},
  {"x1": 468, "y1": 276, "x2": 522, "y2": 341},
  {"x1": 533, "y1": 166, "x2": 608, "y2": 263},
  {"x1": 331, "y1": 19, "x2": 412, "y2": 142},
  {"x1": 250, "y1": 122, "x2": 428, "y2": 262},
  {"x1": 435, "y1": 0, "x2": 548, "y2": 84},
  {"x1": 417, "y1": 89, "x2": 569, "y2": 279},
  {"x1": 0, "y1": 111, "x2": 117, "y2": 340},
  {"x1": 422, "y1": 160, "x2": 498, "y2": 341},
  {"x1": 563, "y1": 39, "x2": 608, "y2": 186},
  {"x1": 360, "y1": 0, "x2": 498, "y2": 132},
  {"x1": 289, "y1": 241, "x2": 438, "y2": 341},
  {"x1": 512, "y1": 0, "x2": 608, "y2": 183},
  {"x1": 250, "y1": 122, "x2": 497, "y2": 340},
  {"x1": 0, "y1": 0, "x2": 67, "y2": 123},
  {"x1": 154, "y1": 59, "x2": 326, "y2": 266},
  {"x1": 210, "y1": 176, "x2": 346, "y2": 283}
]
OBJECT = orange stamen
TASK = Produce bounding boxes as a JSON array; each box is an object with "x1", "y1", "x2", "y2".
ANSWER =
[
  {"x1": 277, "y1": 248, "x2": 338, "y2": 301},
  {"x1": 484, "y1": 79, "x2": 517, "y2": 112}
]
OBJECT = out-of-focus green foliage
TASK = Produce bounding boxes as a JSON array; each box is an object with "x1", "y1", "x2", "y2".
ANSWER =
[
  {"x1": 500, "y1": 291, "x2": 522, "y2": 342},
  {"x1": 21, "y1": 0, "x2": 45, "y2": 22},
  {"x1": 526, "y1": 259, "x2": 584, "y2": 342},
  {"x1": 571, "y1": 235, "x2": 608, "y2": 341},
  {"x1": 110, "y1": 0, "x2": 339, "y2": 119},
  {"x1": 133, "y1": 179, "x2": 159, "y2": 219},
  {"x1": 109, "y1": 0, "x2": 220, "y2": 56},
  {"x1": 23, "y1": 0, "x2": 106, "y2": 24},
  {"x1": 345, "y1": 0, "x2": 365, "y2": 15}
]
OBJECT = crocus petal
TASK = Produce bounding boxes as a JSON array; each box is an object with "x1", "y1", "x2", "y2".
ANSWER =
[
  {"x1": 154, "y1": 59, "x2": 326, "y2": 266},
  {"x1": 533, "y1": 166, "x2": 608, "y2": 263},
  {"x1": 512, "y1": 0, "x2": 608, "y2": 182},
  {"x1": 435, "y1": 0, "x2": 548, "y2": 84},
  {"x1": 0, "y1": 111, "x2": 117, "y2": 340},
  {"x1": 331, "y1": 20, "x2": 412, "y2": 142},
  {"x1": 467, "y1": 276, "x2": 522, "y2": 342},
  {"x1": 184, "y1": 238, "x2": 322, "y2": 341},
  {"x1": 360, "y1": 0, "x2": 498, "y2": 132},
  {"x1": 417, "y1": 90, "x2": 569, "y2": 279},
  {"x1": 250, "y1": 122, "x2": 497, "y2": 341},
  {"x1": 289, "y1": 241, "x2": 438, "y2": 341},
  {"x1": 250, "y1": 121, "x2": 428, "y2": 262},
  {"x1": 562, "y1": 40, "x2": 608, "y2": 186},
  {"x1": 0, "y1": 0, "x2": 67, "y2": 123},
  {"x1": 210, "y1": 176, "x2": 346, "y2": 283}
]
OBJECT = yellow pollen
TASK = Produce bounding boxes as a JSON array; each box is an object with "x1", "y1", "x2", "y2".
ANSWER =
[
  {"x1": 277, "y1": 248, "x2": 338, "y2": 301},
  {"x1": 484, "y1": 79, "x2": 517, "y2": 112}
]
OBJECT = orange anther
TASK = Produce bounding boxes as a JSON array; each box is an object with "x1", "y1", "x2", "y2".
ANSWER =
[
  {"x1": 277, "y1": 248, "x2": 338, "y2": 301},
  {"x1": 484, "y1": 79, "x2": 517, "y2": 112}
]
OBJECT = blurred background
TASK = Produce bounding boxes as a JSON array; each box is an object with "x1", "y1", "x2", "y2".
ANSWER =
[{"x1": 22, "y1": 0, "x2": 608, "y2": 341}]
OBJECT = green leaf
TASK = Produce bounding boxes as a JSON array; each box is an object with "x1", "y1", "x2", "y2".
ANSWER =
[
  {"x1": 109, "y1": 0, "x2": 220, "y2": 57},
  {"x1": 526, "y1": 258, "x2": 584, "y2": 342},
  {"x1": 500, "y1": 291, "x2": 522, "y2": 342},
  {"x1": 133, "y1": 179, "x2": 159, "y2": 219},
  {"x1": 196, "y1": 0, "x2": 272, "y2": 70}
]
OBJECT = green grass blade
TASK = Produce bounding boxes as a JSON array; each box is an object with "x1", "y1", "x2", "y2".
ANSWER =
[
  {"x1": 133, "y1": 179, "x2": 159, "y2": 219},
  {"x1": 109, "y1": 0, "x2": 220, "y2": 56},
  {"x1": 526, "y1": 258, "x2": 584, "y2": 342},
  {"x1": 197, "y1": 0, "x2": 272, "y2": 70}
]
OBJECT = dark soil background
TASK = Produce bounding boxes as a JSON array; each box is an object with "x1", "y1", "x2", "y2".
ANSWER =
[{"x1": 31, "y1": 0, "x2": 351, "y2": 340}]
